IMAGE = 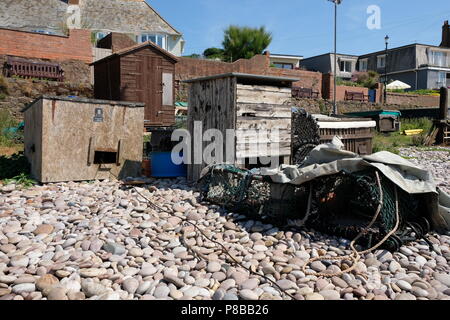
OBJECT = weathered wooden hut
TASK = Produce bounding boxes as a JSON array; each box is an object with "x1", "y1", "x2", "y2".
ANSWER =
[
  {"x1": 185, "y1": 73, "x2": 298, "y2": 181},
  {"x1": 91, "y1": 41, "x2": 178, "y2": 129}
]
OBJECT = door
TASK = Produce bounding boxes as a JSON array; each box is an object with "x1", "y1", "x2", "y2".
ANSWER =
[{"x1": 142, "y1": 56, "x2": 163, "y2": 125}]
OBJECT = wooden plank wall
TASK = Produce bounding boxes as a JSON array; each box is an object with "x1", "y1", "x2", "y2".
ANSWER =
[
  {"x1": 235, "y1": 84, "x2": 292, "y2": 161},
  {"x1": 187, "y1": 77, "x2": 236, "y2": 181}
]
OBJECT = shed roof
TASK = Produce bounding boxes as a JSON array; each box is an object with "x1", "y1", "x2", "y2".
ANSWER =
[
  {"x1": 22, "y1": 95, "x2": 145, "y2": 113},
  {"x1": 90, "y1": 41, "x2": 179, "y2": 65},
  {"x1": 183, "y1": 73, "x2": 299, "y2": 86}
]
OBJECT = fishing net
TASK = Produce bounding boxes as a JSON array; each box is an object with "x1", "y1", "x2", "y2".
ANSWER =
[
  {"x1": 199, "y1": 164, "x2": 431, "y2": 251},
  {"x1": 291, "y1": 108, "x2": 321, "y2": 165}
]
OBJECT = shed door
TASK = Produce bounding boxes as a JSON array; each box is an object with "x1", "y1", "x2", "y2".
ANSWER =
[
  {"x1": 162, "y1": 72, "x2": 174, "y2": 106},
  {"x1": 143, "y1": 56, "x2": 163, "y2": 125}
]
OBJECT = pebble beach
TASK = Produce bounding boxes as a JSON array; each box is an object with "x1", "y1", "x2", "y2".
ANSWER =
[{"x1": 0, "y1": 147, "x2": 449, "y2": 300}]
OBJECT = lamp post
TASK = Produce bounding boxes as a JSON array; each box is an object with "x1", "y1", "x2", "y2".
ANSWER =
[
  {"x1": 384, "y1": 35, "x2": 389, "y2": 103},
  {"x1": 328, "y1": 0, "x2": 342, "y2": 115}
]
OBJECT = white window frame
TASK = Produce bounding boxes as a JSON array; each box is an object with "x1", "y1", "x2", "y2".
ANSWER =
[
  {"x1": 430, "y1": 51, "x2": 447, "y2": 67},
  {"x1": 359, "y1": 59, "x2": 368, "y2": 72},
  {"x1": 339, "y1": 60, "x2": 352, "y2": 73},
  {"x1": 139, "y1": 33, "x2": 168, "y2": 50},
  {"x1": 377, "y1": 55, "x2": 386, "y2": 69},
  {"x1": 438, "y1": 71, "x2": 447, "y2": 86}
]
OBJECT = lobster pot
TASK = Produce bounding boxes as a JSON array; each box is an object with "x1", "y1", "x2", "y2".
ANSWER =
[
  {"x1": 315, "y1": 115, "x2": 376, "y2": 155},
  {"x1": 22, "y1": 96, "x2": 145, "y2": 183},
  {"x1": 185, "y1": 73, "x2": 299, "y2": 181}
]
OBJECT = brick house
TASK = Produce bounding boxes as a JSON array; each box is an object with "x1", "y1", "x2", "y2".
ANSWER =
[{"x1": 0, "y1": 0, "x2": 184, "y2": 56}]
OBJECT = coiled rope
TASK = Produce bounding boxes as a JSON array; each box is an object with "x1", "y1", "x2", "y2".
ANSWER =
[{"x1": 301, "y1": 171, "x2": 400, "y2": 277}]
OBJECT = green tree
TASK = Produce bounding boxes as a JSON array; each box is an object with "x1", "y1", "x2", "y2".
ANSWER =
[
  {"x1": 222, "y1": 25, "x2": 272, "y2": 62},
  {"x1": 184, "y1": 53, "x2": 202, "y2": 59},
  {"x1": 203, "y1": 47, "x2": 225, "y2": 60}
]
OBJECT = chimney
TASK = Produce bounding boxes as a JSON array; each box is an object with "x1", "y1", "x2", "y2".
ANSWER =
[
  {"x1": 68, "y1": 0, "x2": 80, "y2": 5},
  {"x1": 441, "y1": 20, "x2": 450, "y2": 48}
]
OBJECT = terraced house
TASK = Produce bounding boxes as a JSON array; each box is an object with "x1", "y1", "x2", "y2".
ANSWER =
[
  {"x1": 357, "y1": 21, "x2": 450, "y2": 90},
  {"x1": 0, "y1": 0, "x2": 185, "y2": 57}
]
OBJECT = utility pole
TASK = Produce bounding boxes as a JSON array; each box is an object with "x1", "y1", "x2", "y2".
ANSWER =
[
  {"x1": 328, "y1": 0, "x2": 342, "y2": 115},
  {"x1": 384, "y1": 35, "x2": 389, "y2": 104}
]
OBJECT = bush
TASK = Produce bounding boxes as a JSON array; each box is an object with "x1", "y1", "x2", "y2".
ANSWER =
[
  {"x1": 0, "y1": 110, "x2": 24, "y2": 148},
  {"x1": 0, "y1": 74, "x2": 9, "y2": 96},
  {"x1": 401, "y1": 118, "x2": 433, "y2": 133}
]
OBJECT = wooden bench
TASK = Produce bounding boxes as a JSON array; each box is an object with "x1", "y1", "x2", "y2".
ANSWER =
[
  {"x1": 292, "y1": 87, "x2": 319, "y2": 99},
  {"x1": 3, "y1": 56, "x2": 64, "y2": 82},
  {"x1": 344, "y1": 90, "x2": 369, "y2": 102}
]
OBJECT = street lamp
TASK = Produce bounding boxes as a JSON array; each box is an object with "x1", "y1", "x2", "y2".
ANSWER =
[
  {"x1": 328, "y1": 0, "x2": 342, "y2": 115},
  {"x1": 384, "y1": 35, "x2": 389, "y2": 103}
]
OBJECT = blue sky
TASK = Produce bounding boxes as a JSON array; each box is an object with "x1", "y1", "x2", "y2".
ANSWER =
[{"x1": 148, "y1": 0, "x2": 450, "y2": 58}]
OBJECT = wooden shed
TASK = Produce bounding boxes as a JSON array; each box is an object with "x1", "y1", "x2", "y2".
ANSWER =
[
  {"x1": 91, "y1": 41, "x2": 178, "y2": 129},
  {"x1": 22, "y1": 96, "x2": 144, "y2": 183},
  {"x1": 185, "y1": 73, "x2": 298, "y2": 181}
]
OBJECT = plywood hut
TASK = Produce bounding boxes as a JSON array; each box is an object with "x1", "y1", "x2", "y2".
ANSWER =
[
  {"x1": 22, "y1": 96, "x2": 144, "y2": 183},
  {"x1": 91, "y1": 41, "x2": 178, "y2": 129},
  {"x1": 185, "y1": 73, "x2": 298, "y2": 181}
]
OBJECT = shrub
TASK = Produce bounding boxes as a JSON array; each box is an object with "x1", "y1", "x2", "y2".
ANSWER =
[{"x1": 0, "y1": 75, "x2": 9, "y2": 96}]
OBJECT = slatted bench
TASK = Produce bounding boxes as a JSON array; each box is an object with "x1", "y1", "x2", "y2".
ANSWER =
[
  {"x1": 3, "y1": 56, "x2": 64, "y2": 82},
  {"x1": 344, "y1": 90, "x2": 369, "y2": 102},
  {"x1": 292, "y1": 87, "x2": 320, "y2": 99}
]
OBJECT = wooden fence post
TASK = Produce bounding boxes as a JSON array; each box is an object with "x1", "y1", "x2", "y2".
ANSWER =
[{"x1": 439, "y1": 87, "x2": 449, "y2": 120}]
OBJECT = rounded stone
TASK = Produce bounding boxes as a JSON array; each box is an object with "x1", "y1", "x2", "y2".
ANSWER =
[
  {"x1": 207, "y1": 261, "x2": 222, "y2": 273},
  {"x1": 122, "y1": 278, "x2": 139, "y2": 294},
  {"x1": 239, "y1": 289, "x2": 259, "y2": 300},
  {"x1": 36, "y1": 274, "x2": 59, "y2": 292}
]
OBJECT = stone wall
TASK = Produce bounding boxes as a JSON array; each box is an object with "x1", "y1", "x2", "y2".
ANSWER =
[
  {"x1": 0, "y1": 55, "x2": 91, "y2": 85},
  {"x1": 0, "y1": 28, "x2": 93, "y2": 63},
  {"x1": 0, "y1": 77, "x2": 93, "y2": 120},
  {"x1": 288, "y1": 97, "x2": 438, "y2": 115},
  {"x1": 386, "y1": 92, "x2": 440, "y2": 108}
]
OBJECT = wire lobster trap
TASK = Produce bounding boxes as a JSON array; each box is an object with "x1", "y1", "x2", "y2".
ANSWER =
[{"x1": 199, "y1": 164, "x2": 432, "y2": 251}]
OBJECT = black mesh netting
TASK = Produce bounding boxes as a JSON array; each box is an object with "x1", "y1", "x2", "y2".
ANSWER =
[{"x1": 199, "y1": 165, "x2": 432, "y2": 251}]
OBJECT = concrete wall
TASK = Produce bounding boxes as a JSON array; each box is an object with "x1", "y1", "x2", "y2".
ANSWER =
[{"x1": 0, "y1": 28, "x2": 93, "y2": 63}]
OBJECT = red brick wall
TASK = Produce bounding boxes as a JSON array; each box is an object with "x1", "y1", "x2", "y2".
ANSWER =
[
  {"x1": 387, "y1": 92, "x2": 440, "y2": 107},
  {"x1": 0, "y1": 28, "x2": 93, "y2": 63},
  {"x1": 175, "y1": 54, "x2": 322, "y2": 95},
  {"x1": 322, "y1": 73, "x2": 379, "y2": 102}
]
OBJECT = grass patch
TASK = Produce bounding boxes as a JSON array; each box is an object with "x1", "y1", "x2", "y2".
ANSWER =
[
  {"x1": 0, "y1": 110, "x2": 23, "y2": 149},
  {"x1": 372, "y1": 118, "x2": 433, "y2": 154}
]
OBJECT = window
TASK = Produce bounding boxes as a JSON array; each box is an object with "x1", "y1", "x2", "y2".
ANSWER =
[
  {"x1": 139, "y1": 34, "x2": 167, "y2": 50},
  {"x1": 273, "y1": 62, "x2": 294, "y2": 69},
  {"x1": 430, "y1": 51, "x2": 447, "y2": 67},
  {"x1": 359, "y1": 59, "x2": 368, "y2": 72},
  {"x1": 96, "y1": 32, "x2": 108, "y2": 40},
  {"x1": 377, "y1": 55, "x2": 386, "y2": 69},
  {"x1": 438, "y1": 71, "x2": 447, "y2": 87},
  {"x1": 339, "y1": 60, "x2": 352, "y2": 73}
]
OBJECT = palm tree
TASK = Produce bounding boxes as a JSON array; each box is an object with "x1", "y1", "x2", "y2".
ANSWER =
[{"x1": 222, "y1": 26, "x2": 272, "y2": 62}]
